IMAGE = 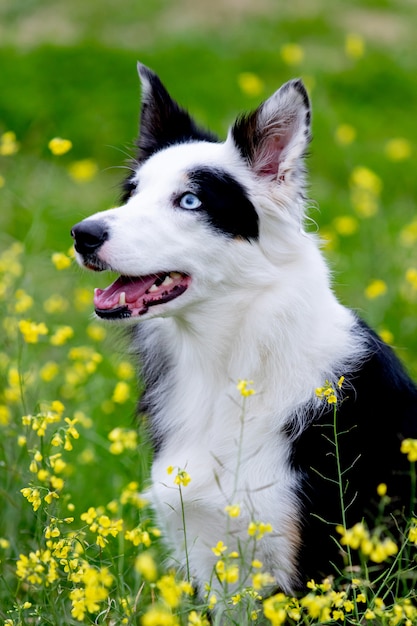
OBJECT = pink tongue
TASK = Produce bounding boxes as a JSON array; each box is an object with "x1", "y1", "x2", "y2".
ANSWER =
[{"x1": 94, "y1": 275, "x2": 158, "y2": 310}]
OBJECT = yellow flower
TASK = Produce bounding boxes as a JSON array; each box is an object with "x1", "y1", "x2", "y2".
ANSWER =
[
  {"x1": 156, "y1": 573, "x2": 193, "y2": 608},
  {"x1": 350, "y1": 166, "x2": 382, "y2": 195},
  {"x1": 405, "y1": 268, "x2": 417, "y2": 290},
  {"x1": 384, "y1": 138, "x2": 412, "y2": 162},
  {"x1": 248, "y1": 520, "x2": 273, "y2": 540},
  {"x1": 337, "y1": 522, "x2": 368, "y2": 550},
  {"x1": 401, "y1": 220, "x2": 417, "y2": 246},
  {"x1": 116, "y1": 360, "x2": 135, "y2": 380},
  {"x1": 280, "y1": 43, "x2": 304, "y2": 66},
  {"x1": 212, "y1": 540, "x2": 227, "y2": 557},
  {"x1": 174, "y1": 469, "x2": 191, "y2": 487},
  {"x1": 0, "y1": 131, "x2": 20, "y2": 156},
  {"x1": 40, "y1": 361, "x2": 59, "y2": 382},
  {"x1": 335, "y1": 124, "x2": 356, "y2": 146},
  {"x1": 238, "y1": 72, "x2": 264, "y2": 97},
  {"x1": 69, "y1": 564, "x2": 113, "y2": 619},
  {"x1": 51, "y1": 252, "x2": 72, "y2": 270},
  {"x1": 108, "y1": 427, "x2": 137, "y2": 454},
  {"x1": 337, "y1": 522, "x2": 398, "y2": 562},
  {"x1": 112, "y1": 381, "x2": 130, "y2": 403},
  {"x1": 19, "y1": 319, "x2": 48, "y2": 343},
  {"x1": 48, "y1": 137, "x2": 72, "y2": 156},
  {"x1": 364, "y1": 279, "x2": 387, "y2": 300},
  {"x1": 125, "y1": 526, "x2": 151, "y2": 547},
  {"x1": 74, "y1": 287, "x2": 93, "y2": 310},
  {"x1": 87, "y1": 323, "x2": 107, "y2": 341},
  {"x1": 0, "y1": 405, "x2": 10, "y2": 425},
  {"x1": 333, "y1": 215, "x2": 358, "y2": 236},
  {"x1": 408, "y1": 521, "x2": 417, "y2": 545},
  {"x1": 315, "y1": 379, "x2": 339, "y2": 405},
  {"x1": 135, "y1": 552, "x2": 158, "y2": 581},
  {"x1": 215, "y1": 560, "x2": 239, "y2": 584},
  {"x1": 252, "y1": 571, "x2": 275, "y2": 590},
  {"x1": 401, "y1": 438, "x2": 417, "y2": 462},
  {"x1": 377, "y1": 483, "x2": 387, "y2": 497},
  {"x1": 237, "y1": 379, "x2": 256, "y2": 397},
  {"x1": 20, "y1": 487, "x2": 42, "y2": 511},
  {"x1": 68, "y1": 159, "x2": 98, "y2": 182},
  {"x1": 379, "y1": 328, "x2": 394, "y2": 345},
  {"x1": 14, "y1": 289, "x2": 34, "y2": 313},
  {"x1": 208, "y1": 594, "x2": 217, "y2": 610},
  {"x1": 263, "y1": 593, "x2": 289, "y2": 626},
  {"x1": 43, "y1": 294, "x2": 69, "y2": 314},
  {"x1": 142, "y1": 606, "x2": 179, "y2": 626},
  {"x1": 350, "y1": 166, "x2": 382, "y2": 217},
  {"x1": 188, "y1": 610, "x2": 209, "y2": 626},
  {"x1": 345, "y1": 33, "x2": 365, "y2": 60},
  {"x1": 225, "y1": 503, "x2": 241, "y2": 518},
  {"x1": 50, "y1": 325, "x2": 74, "y2": 346}
]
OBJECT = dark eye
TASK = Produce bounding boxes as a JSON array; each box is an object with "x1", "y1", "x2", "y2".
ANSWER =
[
  {"x1": 121, "y1": 178, "x2": 137, "y2": 203},
  {"x1": 179, "y1": 193, "x2": 202, "y2": 210}
]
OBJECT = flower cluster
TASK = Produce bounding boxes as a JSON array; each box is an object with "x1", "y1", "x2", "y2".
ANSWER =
[
  {"x1": 401, "y1": 438, "x2": 417, "y2": 462},
  {"x1": 336, "y1": 522, "x2": 398, "y2": 563},
  {"x1": 237, "y1": 378, "x2": 256, "y2": 397},
  {"x1": 167, "y1": 465, "x2": 192, "y2": 487},
  {"x1": 349, "y1": 166, "x2": 382, "y2": 218},
  {"x1": 315, "y1": 376, "x2": 344, "y2": 405},
  {"x1": 80, "y1": 506, "x2": 123, "y2": 548}
]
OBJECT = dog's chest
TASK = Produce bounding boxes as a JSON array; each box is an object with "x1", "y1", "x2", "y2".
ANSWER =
[{"x1": 147, "y1": 375, "x2": 302, "y2": 590}]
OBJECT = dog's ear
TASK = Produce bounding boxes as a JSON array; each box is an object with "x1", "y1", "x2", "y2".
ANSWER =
[
  {"x1": 136, "y1": 63, "x2": 217, "y2": 162},
  {"x1": 230, "y1": 79, "x2": 311, "y2": 182}
]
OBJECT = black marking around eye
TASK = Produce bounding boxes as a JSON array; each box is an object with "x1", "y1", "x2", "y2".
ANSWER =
[
  {"x1": 187, "y1": 168, "x2": 259, "y2": 240},
  {"x1": 120, "y1": 176, "x2": 138, "y2": 203}
]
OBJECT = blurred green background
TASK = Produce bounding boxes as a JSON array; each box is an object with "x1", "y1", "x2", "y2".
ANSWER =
[
  {"x1": 1, "y1": 2, "x2": 417, "y2": 617},
  {"x1": 1, "y1": 0, "x2": 417, "y2": 372}
]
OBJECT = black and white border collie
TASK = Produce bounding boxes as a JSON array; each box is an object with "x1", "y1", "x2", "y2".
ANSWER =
[{"x1": 71, "y1": 64, "x2": 417, "y2": 594}]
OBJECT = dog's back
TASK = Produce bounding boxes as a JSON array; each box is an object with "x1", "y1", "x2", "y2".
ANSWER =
[{"x1": 71, "y1": 64, "x2": 417, "y2": 594}]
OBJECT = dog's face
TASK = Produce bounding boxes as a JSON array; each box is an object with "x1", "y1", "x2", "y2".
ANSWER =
[{"x1": 71, "y1": 64, "x2": 311, "y2": 323}]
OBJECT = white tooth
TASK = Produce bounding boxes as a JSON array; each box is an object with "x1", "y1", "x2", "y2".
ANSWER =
[
  {"x1": 118, "y1": 292, "x2": 126, "y2": 306},
  {"x1": 162, "y1": 275, "x2": 174, "y2": 286},
  {"x1": 149, "y1": 283, "x2": 159, "y2": 293},
  {"x1": 170, "y1": 272, "x2": 182, "y2": 279}
]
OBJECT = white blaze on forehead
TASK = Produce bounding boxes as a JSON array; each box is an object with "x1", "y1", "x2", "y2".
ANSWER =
[{"x1": 136, "y1": 139, "x2": 247, "y2": 189}]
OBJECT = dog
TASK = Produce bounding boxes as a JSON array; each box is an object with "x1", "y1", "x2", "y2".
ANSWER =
[{"x1": 71, "y1": 63, "x2": 417, "y2": 596}]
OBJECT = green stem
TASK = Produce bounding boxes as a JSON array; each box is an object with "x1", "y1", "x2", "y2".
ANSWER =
[
  {"x1": 178, "y1": 484, "x2": 190, "y2": 582},
  {"x1": 332, "y1": 402, "x2": 360, "y2": 622},
  {"x1": 410, "y1": 461, "x2": 416, "y2": 516}
]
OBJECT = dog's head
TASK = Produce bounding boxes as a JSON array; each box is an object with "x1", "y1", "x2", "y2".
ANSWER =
[{"x1": 71, "y1": 64, "x2": 311, "y2": 323}]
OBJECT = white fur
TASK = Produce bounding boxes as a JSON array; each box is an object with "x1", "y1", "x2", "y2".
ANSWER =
[{"x1": 75, "y1": 90, "x2": 366, "y2": 594}]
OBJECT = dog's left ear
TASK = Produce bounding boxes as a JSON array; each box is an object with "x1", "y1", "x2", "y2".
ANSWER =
[
  {"x1": 230, "y1": 79, "x2": 311, "y2": 182},
  {"x1": 136, "y1": 63, "x2": 217, "y2": 162}
]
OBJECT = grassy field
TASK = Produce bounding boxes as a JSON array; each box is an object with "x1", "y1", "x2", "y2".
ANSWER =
[{"x1": 1, "y1": 0, "x2": 417, "y2": 623}]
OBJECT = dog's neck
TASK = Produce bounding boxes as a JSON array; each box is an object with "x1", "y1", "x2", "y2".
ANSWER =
[{"x1": 135, "y1": 239, "x2": 363, "y2": 443}]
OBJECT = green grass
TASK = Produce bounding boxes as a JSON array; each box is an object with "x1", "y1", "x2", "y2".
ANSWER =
[{"x1": 1, "y1": 0, "x2": 417, "y2": 623}]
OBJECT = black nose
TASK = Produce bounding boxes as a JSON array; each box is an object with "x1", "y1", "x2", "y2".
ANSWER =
[{"x1": 71, "y1": 220, "x2": 109, "y2": 256}]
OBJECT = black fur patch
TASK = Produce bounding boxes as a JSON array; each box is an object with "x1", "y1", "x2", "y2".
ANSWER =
[
  {"x1": 137, "y1": 66, "x2": 217, "y2": 163},
  {"x1": 120, "y1": 67, "x2": 218, "y2": 204},
  {"x1": 289, "y1": 317, "x2": 417, "y2": 586},
  {"x1": 185, "y1": 167, "x2": 259, "y2": 240}
]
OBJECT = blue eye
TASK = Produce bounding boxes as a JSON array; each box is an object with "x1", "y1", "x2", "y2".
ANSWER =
[{"x1": 179, "y1": 193, "x2": 202, "y2": 210}]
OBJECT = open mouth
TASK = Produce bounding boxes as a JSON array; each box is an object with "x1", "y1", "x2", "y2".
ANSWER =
[{"x1": 94, "y1": 272, "x2": 191, "y2": 320}]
